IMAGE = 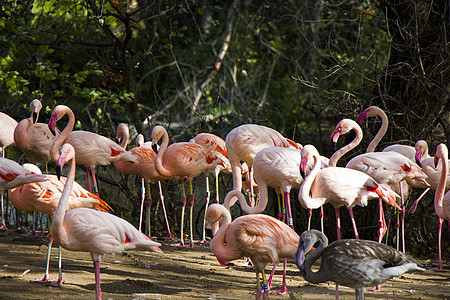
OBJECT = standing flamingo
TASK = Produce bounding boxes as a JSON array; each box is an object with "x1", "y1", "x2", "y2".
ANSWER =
[
  {"x1": 429, "y1": 144, "x2": 450, "y2": 270},
  {"x1": 0, "y1": 111, "x2": 18, "y2": 230},
  {"x1": 225, "y1": 124, "x2": 301, "y2": 205},
  {"x1": 299, "y1": 144, "x2": 400, "y2": 241},
  {"x1": 114, "y1": 125, "x2": 174, "y2": 239},
  {"x1": 9, "y1": 163, "x2": 111, "y2": 286},
  {"x1": 53, "y1": 143, "x2": 163, "y2": 300},
  {"x1": 205, "y1": 199, "x2": 299, "y2": 300},
  {"x1": 295, "y1": 229, "x2": 425, "y2": 300},
  {"x1": 151, "y1": 125, "x2": 225, "y2": 248},
  {"x1": 48, "y1": 105, "x2": 137, "y2": 195},
  {"x1": 189, "y1": 132, "x2": 232, "y2": 243}
]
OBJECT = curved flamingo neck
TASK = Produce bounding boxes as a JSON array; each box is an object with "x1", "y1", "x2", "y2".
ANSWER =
[
  {"x1": 50, "y1": 107, "x2": 75, "y2": 162},
  {"x1": 224, "y1": 189, "x2": 266, "y2": 214},
  {"x1": 366, "y1": 107, "x2": 388, "y2": 153},
  {"x1": 52, "y1": 154, "x2": 76, "y2": 245},
  {"x1": 434, "y1": 149, "x2": 449, "y2": 218},
  {"x1": 329, "y1": 124, "x2": 363, "y2": 167},
  {"x1": 209, "y1": 206, "x2": 236, "y2": 261},
  {"x1": 298, "y1": 153, "x2": 321, "y2": 209},
  {"x1": 303, "y1": 232, "x2": 329, "y2": 284},
  {"x1": 154, "y1": 128, "x2": 172, "y2": 177}
]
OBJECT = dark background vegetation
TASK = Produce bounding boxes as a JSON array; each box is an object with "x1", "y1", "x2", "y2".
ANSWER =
[{"x1": 0, "y1": 0, "x2": 448, "y2": 258}]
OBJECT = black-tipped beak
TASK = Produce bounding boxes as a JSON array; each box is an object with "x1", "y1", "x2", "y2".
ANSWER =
[
  {"x1": 152, "y1": 143, "x2": 158, "y2": 153},
  {"x1": 300, "y1": 169, "x2": 305, "y2": 179},
  {"x1": 294, "y1": 244, "x2": 306, "y2": 276},
  {"x1": 56, "y1": 165, "x2": 62, "y2": 180},
  {"x1": 434, "y1": 157, "x2": 439, "y2": 169},
  {"x1": 32, "y1": 112, "x2": 39, "y2": 124}
]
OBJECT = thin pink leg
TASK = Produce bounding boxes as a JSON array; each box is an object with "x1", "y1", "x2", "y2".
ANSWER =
[
  {"x1": 249, "y1": 167, "x2": 255, "y2": 207},
  {"x1": 348, "y1": 207, "x2": 359, "y2": 239},
  {"x1": 86, "y1": 167, "x2": 92, "y2": 193},
  {"x1": 22, "y1": 211, "x2": 37, "y2": 237},
  {"x1": 51, "y1": 246, "x2": 63, "y2": 286},
  {"x1": 269, "y1": 259, "x2": 287, "y2": 294},
  {"x1": 93, "y1": 261, "x2": 102, "y2": 300},
  {"x1": 90, "y1": 167, "x2": 99, "y2": 196},
  {"x1": 0, "y1": 194, "x2": 7, "y2": 230},
  {"x1": 158, "y1": 182, "x2": 175, "y2": 239},
  {"x1": 138, "y1": 178, "x2": 145, "y2": 232},
  {"x1": 431, "y1": 218, "x2": 443, "y2": 270},
  {"x1": 35, "y1": 236, "x2": 53, "y2": 283},
  {"x1": 284, "y1": 191, "x2": 294, "y2": 229},
  {"x1": 399, "y1": 181, "x2": 405, "y2": 253},
  {"x1": 335, "y1": 207, "x2": 341, "y2": 240},
  {"x1": 267, "y1": 263, "x2": 277, "y2": 289},
  {"x1": 377, "y1": 199, "x2": 387, "y2": 243},
  {"x1": 200, "y1": 176, "x2": 211, "y2": 244},
  {"x1": 171, "y1": 180, "x2": 187, "y2": 247}
]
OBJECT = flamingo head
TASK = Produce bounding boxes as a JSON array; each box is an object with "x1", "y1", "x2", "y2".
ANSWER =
[
  {"x1": 295, "y1": 229, "x2": 324, "y2": 276},
  {"x1": 115, "y1": 123, "x2": 129, "y2": 146},
  {"x1": 56, "y1": 144, "x2": 75, "y2": 180},
  {"x1": 434, "y1": 144, "x2": 448, "y2": 168},
  {"x1": 300, "y1": 145, "x2": 319, "y2": 178},
  {"x1": 414, "y1": 140, "x2": 428, "y2": 166},
  {"x1": 48, "y1": 105, "x2": 69, "y2": 132},
  {"x1": 136, "y1": 134, "x2": 144, "y2": 147},
  {"x1": 357, "y1": 106, "x2": 379, "y2": 122},
  {"x1": 151, "y1": 125, "x2": 166, "y2": 153},
  {"x1": 29, "y1": 99, "x2": 42, "y2": 124}
]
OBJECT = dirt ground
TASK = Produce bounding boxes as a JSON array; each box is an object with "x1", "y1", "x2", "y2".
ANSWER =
[{"x1": 1, "y1": 229, "x2": 449, "y2": 300}]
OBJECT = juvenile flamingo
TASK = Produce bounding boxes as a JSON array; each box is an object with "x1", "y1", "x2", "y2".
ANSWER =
[
  {"x1": 205, "y1": 200, "x2": 299, "y2": 299},
  {"x1": 430, "y1": 144, "x2": 450, "y2": 270},
  {"x1": 295, "y1": 229, "x2": 426, "y2": 300},
  {"x1": 53, "y1": 143, "x2": 163, "y2": 300},
  {"x1": 48, "y1": 105, "x2": 137, "y2": 195},
  {"x1": 0, "y1": 111, "x2": 18, "y2": 229},
  {"x1": 299, "y1": 144, "x2": 400, "y2": 241},
  {"x1": 9, "y1": 163, "x2": 111, "y2": 286},
  {"x1": 151, "y1": 125, "x2": 225, "y2": 247},
  {"x1": 114, "y1": 125, "x2": 174, "y2": 239}
]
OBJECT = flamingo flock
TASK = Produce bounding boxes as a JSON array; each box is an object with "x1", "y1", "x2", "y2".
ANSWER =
[{"x1": 0, "y1": 101, "x2": 447, "y2": 299}]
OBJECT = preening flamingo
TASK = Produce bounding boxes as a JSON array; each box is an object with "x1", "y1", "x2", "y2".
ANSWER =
[
  {"x1": 114, "y1": 126, "x2": 174, "y2": 239},
  {"x1": 0, "y1": 158, "x2": 47, "y2": 194},
  {"x1": 9, "y1": 163, "x2": 111, "y2": 286},
  {"x1": 48, "y1": 105, "x2": 137, "y2": 195},
  {"x1": 225, "y1": 124, "x2": 301, "y2": 205},
  {"x1": 189, "y1": 132, "x2": 232, "y2": 243},
  {"x1": 299, "y1": 144, "x2": 400, "y2": 241},
  {"x1": 53, "y1": 143, "x2": 163, "y2": 300},
  {"x1": 151, "y1": 125, "x2": 225, "y2": 247},
  {"x1": 429, "y1": 144, "x2": 450, "y2": 270},
  {"x1": 205, "y1": 201, "x2": 299, "y2": 299},
  {"x1": 0, "y1": 111, "x2": 18, "y2": 230},
  {"x1": 295, "y1": 229, "x2": 426, "y2": 300}
]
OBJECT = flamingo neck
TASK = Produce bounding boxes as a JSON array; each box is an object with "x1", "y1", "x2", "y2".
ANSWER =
[
  {"x1": 224, "y1": 189, "x2": 266, "y2": 214},
  {"x1": 434, "y1": 155, "x2": 448, "y2": 218},
  {"x1": 329, "y1": 125, "x2": 363, "y2": 167},
  {"x1": 367, "y1": 108, "x2": 388, "y2": 153},
  {"x1": 52, "y1": 157, "x2": 75, "y2": 245},
  {"x1": 50, "y1": 108, "x2": 75, "y2": 162},
  {"x1": 298, "y1": 155, "x2": 321, "y2": 209},
  {"x1": 154, "y1": 129, "x2": 173, "y2": 177},
  {"x1": 303, "y1": 233, "x2": 329, "y2": 284},
  {"x1": 210, "y1": 207, "x2": 236, "y2": 262}
]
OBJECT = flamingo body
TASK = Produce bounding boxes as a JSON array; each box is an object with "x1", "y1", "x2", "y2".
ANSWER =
[
  {"x1": 0, "y1": 158, "x2": 47, "y2": 194},
  {"x1": 0, "y1": 112, "x2": 18, "y2": 149}
]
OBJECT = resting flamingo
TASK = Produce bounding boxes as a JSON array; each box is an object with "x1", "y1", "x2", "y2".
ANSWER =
[
  {"x1": 48, "y1": 105, "x2": 137, "y2": 195},
  {"x1": 429, "y1": 144, "x2": 450, "y2": 270},
  {"x1": 151, "y1": 125, "x2": 225, "y2": 248},
  {"x1": 0, "y1": 111, "x2": 18, "y2": 230},
  {"x1": 114, "y1": 125, "x2": 174, "y2": 239},
  {"x1": 299, "y1": 144, "x2": 400, "y2": 241},
  {"x1": 53, "y1": 143, "x2": 163, "y2": 300},
  {"x1": 225, "y1": 124, "x2": 301, "y2": 206},
  {"x1": 9, "y1": 163, "x2": 111, "y2": 286},
  {"x1": 295, "y1": 229, "x2": 426, "y2": 300},
  {"x1": 205, "y1": 199, "x2": 299, "y2": 300},
  {"x1": 189, "y1": 132, "x2": 232, "y2": 243}
]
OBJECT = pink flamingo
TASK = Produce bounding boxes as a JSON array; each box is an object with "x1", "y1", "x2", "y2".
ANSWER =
[
  {"x1": 114, "y1": 125, "x2": 174, "y2": 239},
  {"x1": 225, "y1": 124, "x2": 301, "y2": 205},
  {"x1": 189, "y1": 132, "x2": 232, "y2": 243},
  {"x1": 0, "y1": 111, "x2": 18, "y2": 230},
  {"x1": 430, "y1": 143, "x2": 450, "y2": 270},
  {"x1": 48, "y1": 105, "x2": 137, "y2": 195},
  {"x1": 205, "y1": 197, "x2": 299, "y2": 300},
  {"x1": 151, "y1": 125, "x2": 225, "y2": 248},
  {"x1": 14, "y1": 99, "x2": 59, "y2": 164},
  {"x1": 299, "y1": 144, "x2": 400, "y2": 241},
  {"x1": 9, "y1": 163, "x2": 111, "y2": 286},
  {"x1": 0, "y1": 158, "x2": 47, "y2": 194},
  {"x1": 53, "y1": 143, "x2": 163, "y2": 300}
]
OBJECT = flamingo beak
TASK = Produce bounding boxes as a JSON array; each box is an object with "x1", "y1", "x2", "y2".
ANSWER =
[
  {"x1": 48, "y1": 114, "x2": 57, "y2": 133},
  {"x1": 357, "y1": 110, "x2": 368, "y2": 123},
  {"x1": 300, "y1": 156, "x2": 308, "y2": 179},
  {"x1": 294, "y1": 244, "x2": 306, "y2": 276},
  {"x1": 330, "y1": 127, "x2": 341, "y2": 144},
  {"x1": 32, "y1": 112, "x2": 39, "y2": 124},
  {"x1": 415, "y1": 149, "x2": 423, "y2": 167},
  {"x1": 56, "y1": 151, "x2": 68, "y2": 180},
  {"x1": 434, "y1": 156, "x2": 439, "y2": 169},
  {"x1": 151, "y1": 143, "x2": 158, "y2": 154}
]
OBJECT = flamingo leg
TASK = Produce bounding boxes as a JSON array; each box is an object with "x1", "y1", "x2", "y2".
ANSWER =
[
  {"x1": 267, "y1": 263, "x2": 277, "y2": 290},
  {"x1": 188, "y1": 180, "x2": 195, "y2": 248},
  {"x1": 200, "y1": 176, "x2": 210, "y2": 244},
  {"x1": 377, "y1": 199, "x2": 387, "y2": 243},
  {"x1": 348, "y1": 207, "x2": 359, "y2": 239},
  {"x1": 249, "y1": 167, "x2": 255, "y2": 207},
  {"x1": 335, "y1": 207, "x2": 341, "y2": 240},
  {"x1": 281, "y1": 192, "x2": 286, "y2": 222},
  {"x1": 261, "y1": 269, "x2": 269, "y2": 300},
  {"x1": 255, "y1": 269, "x2": 262, "y2": 300},
  {"x1": 320, "y1": 206, "x2": 324, "y2": 232},
  {"x1": 399, "y1": 181, "x2": 405, "y2": 253},
  {"x1": 90, "y1": 167, "x2": 99, "y2": 196},
  {"x1": 93, "y1": 261, "x2": 101, "y2": 300},
  {"x1": 307, "y1": 210, "x2": 312, "y2": 231},
  {"x1": 408, "y1": 187, "x2": 430, "y2": 214},
  {"x1": 51, "y1": 246, "x2": 63, "y2": 286},
  {"x1": 138, "y1": 178, "x2": 145, "y2": 232},
  {"x1": 0, "y1": 148, "x2": 6, "y2": 230},
  {"x1": 269, "y1": 259, "x2": 288, "y2": 295},
  {"x1": 276, "y1": 193, "x2": 282, "y2": 220},
  {"x1": 171, "y1": 180, "x2": 186, "y2": 247},
  {"x1": 431, "y1": 218, "x2": 443, "y2": 270},
  {"x1": 215, "y1": 172, "x2": 220, "y2": 204},
  {"x1": 86, "y1": 167, "x2": 92, "y2": 193},
  {"x1": 284, "y1": 191, "x2": 293, "y2": 229},
  {"x1": 145, "y1": 182, "x2": 152, "y2": 237},
  {"x1": 35, "y1": 236, "x2": 53, "y2": 283},
  {"x1": 158, "y1": 182, "x2": 175, "y2": 239}
]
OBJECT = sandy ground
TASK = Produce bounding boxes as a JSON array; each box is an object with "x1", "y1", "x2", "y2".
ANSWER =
[{"x1": 1, "y1": 229, "x2": 449, "y2": 300}]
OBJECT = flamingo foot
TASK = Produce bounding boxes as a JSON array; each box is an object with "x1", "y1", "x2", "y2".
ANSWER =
[
  {"x1": 164, "y1": 233, "x2": 177, "y2": 240},
  {"x1": 22, "y1": 231, "x2": 37, "y2": 237},
  {"x1": 198, "y1": 239, "x2": 209, "y2": 244},
  {"x1": 186, "y1": 242, "x2": 194, "y2": 248},
  {"x1": 170, "y1": 242, "x2": 185, "y2": 247},
  {"x1": 430, "y1": 266, "x2": 442, "y2": 271},
  {"x1": 270, "y1": 285, "x2": 287, "y2": 295},
  {"x1": 254, "y1": 289, "x2": 262, "y2": 300},
  {"x1": 216, "y1": 258, "x2": 234, "y2": 266},
  {"x1": 34, "y1": 276, "x2": 49, "y2": 283},
  {"x1": 51, "y1": 278, "x2": 63, "y2": 287},
  {"x1": 366, "y1": 284, "x2": 381, "y2": 291},
  {"x1": 0, "y1": 224, "x2": 8, "y2": 230}
]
